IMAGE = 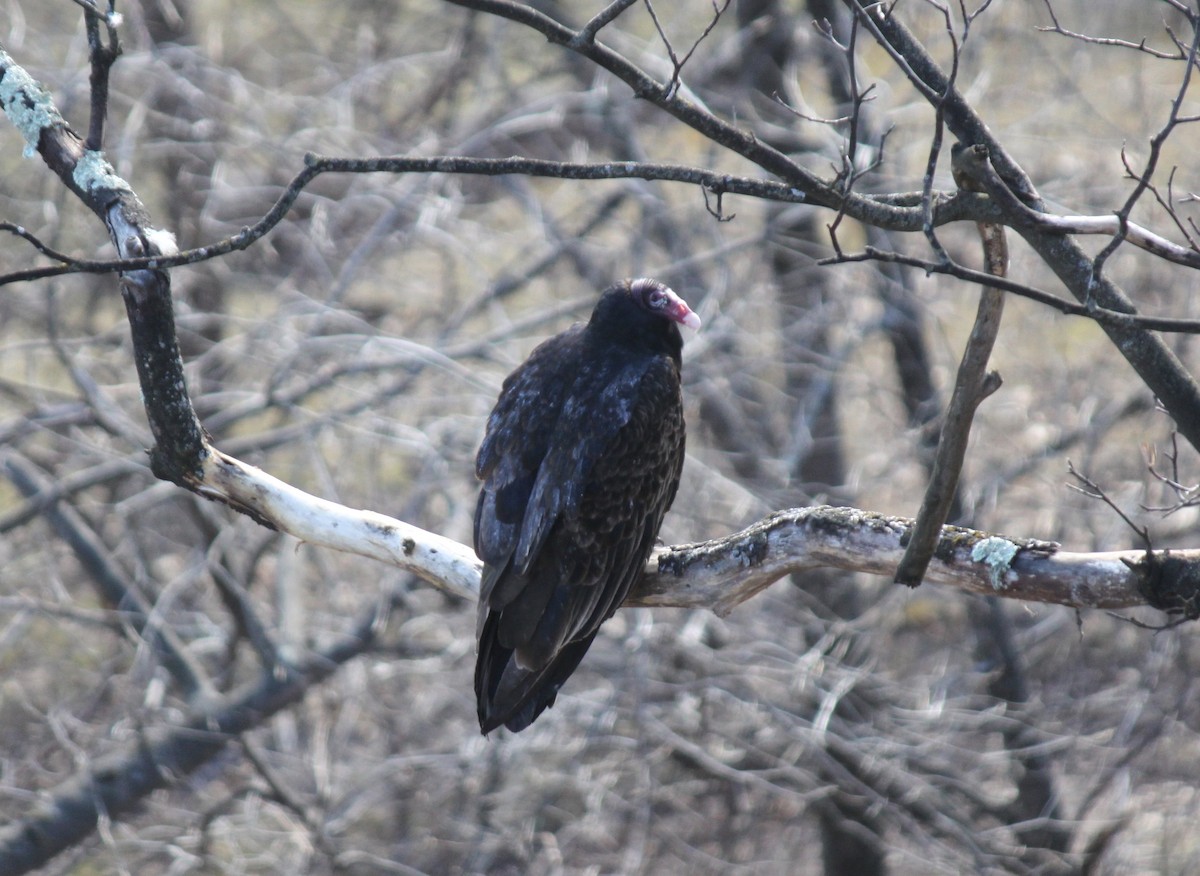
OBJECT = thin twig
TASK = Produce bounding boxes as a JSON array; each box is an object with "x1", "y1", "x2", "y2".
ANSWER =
[
  {"x1": 1144, "y1": 435, "x2": 1200, "y2": 513},
  {"x1": 1066, "y1": 461, "x2": 1153, "y2": 551},
  {"x1": 818, "y1": 247, "x2": 1200, "y2": 334},
  {"x1": 82, "y1": 2, "x2": 121, "y2": 151},
  {"x1": 1038, "y1": 0, "x2": 1192, "y2": 60},
  {"x1": 570, "y1": 0, "x2": 638, "y2": 46},
  {"x1": 643, "y1": 0, "x2": 732, "y2": 99},
  {"x1": 1088, "y1": 14, "x2": 1200, "y2": 296}
]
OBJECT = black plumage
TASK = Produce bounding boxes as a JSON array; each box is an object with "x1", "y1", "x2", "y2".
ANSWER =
[{"x1": 473, "y1": 278, "x2": 700, "y2": 733}]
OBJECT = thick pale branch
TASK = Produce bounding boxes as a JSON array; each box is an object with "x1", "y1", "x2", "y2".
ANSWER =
[
  {"x1": 169, "y1": 450, "x2": 1179, "y2": 617},
  {"x1": 636, "y1": 507, "x2": 1169, "y2": 615},
  {"x1": 173, "y1": 459, "x2": 1183, "y2": 618},
  {"x1": 195, "y1": 448, "x2": 482, "y2": 600},
  {"x1": 1037, "y1": 213, "x2": 1200, "y2": 270}
]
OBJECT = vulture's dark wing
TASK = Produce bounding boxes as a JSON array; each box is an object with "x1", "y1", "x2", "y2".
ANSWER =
[
  {"x1": 474, "y1": 351, "x2": 685, "y2": 732},
  {"x1": 473, "y1": 327, "x2": 581, "y2": 575}
]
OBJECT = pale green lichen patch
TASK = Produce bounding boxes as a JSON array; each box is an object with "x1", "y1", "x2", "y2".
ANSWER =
[
  {"x1": 0, "y1": 52, "x2": 64, "y2": 157},
  {"x1": 73, "y1": 149, "x2": 133, "y2": 198},
  {"x1": 971, "y1": 536, "x2": 1019, "y2": 590}
]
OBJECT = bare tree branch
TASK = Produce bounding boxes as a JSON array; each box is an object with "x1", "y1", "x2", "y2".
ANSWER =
[
  {"x1": 819, "y1": 247, "x2": 1200, "y2": 333},
  {"x1": 638, "y1": 506, "x2": 1176, "y2": 615},
  {"x1": 896, "y1": 142, "x2": 1007, "y2": 587},
  {"x1": 850, "y1": 2, "x2": 1200, "y2": 454},
  {"x1": 82, "y1": 2, "x2": 121, "y2": 151},
  {"x1": 194, "y1": 447, "x2": 481, "y2": 599},
  {"x1": 1038, "y1": 0, "x2": 1194, "y2": 59},
  {"x1": 1089, "y1": 15, "x2": 1200, "y2": 289},
  {"x1": 571, "y1": 0, "x2": 639, "y2": 47},
  {"x1": 0, "y1": 152, "x2": 983, "y2": 288}
]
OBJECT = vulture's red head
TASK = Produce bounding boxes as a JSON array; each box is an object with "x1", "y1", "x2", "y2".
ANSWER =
[{"x1": 589, "y1": 277, "x2": 701, "y2": 359}]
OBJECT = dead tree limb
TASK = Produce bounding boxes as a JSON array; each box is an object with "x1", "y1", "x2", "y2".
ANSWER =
[{"x1": 895, "y1": 142, "x2": 1008, "y2": 586}]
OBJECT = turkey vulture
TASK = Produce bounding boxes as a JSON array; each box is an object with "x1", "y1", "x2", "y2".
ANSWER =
[{"x1": 473, "y1": 278, "x2": 700, "y2": 733}]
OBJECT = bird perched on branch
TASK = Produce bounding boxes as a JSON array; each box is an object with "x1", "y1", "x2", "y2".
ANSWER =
[{"x1": 473, "y1": 277, "x2": 700, "y2": 733}]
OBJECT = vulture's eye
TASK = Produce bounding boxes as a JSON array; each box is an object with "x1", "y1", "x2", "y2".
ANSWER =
[{"x1": 647, "y1": 288, "x2": 666, "y2": 308}]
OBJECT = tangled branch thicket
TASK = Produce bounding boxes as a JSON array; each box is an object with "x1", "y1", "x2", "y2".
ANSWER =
[{"x1": 4, "y1": 1, "x2": 1200, "y2": 874}]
